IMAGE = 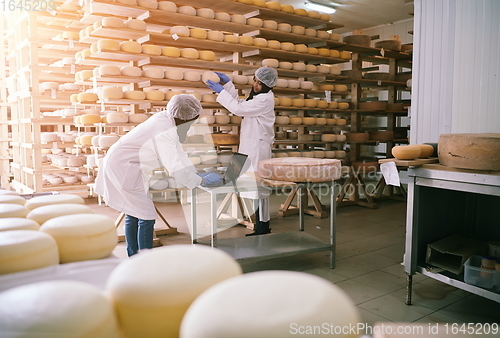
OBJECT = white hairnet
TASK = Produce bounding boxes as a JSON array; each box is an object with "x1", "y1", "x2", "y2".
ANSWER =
[
  {"x1": 255, "y1": 66, "x2": 278, "y2": 88},
  {"x1": 166, "y1": 94, "x2": 202, "y2": 120}
]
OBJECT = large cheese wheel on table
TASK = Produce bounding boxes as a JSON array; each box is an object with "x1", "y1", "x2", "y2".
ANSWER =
[
  {"x1": 0, "y1": 204, "x2": 30, "y2": 218},
  {"x1": 438, "y1": 133, "x2": 500, "y2": 170},
  {"x1": 0, "y1": 195, "x2": 26, "y2": 205},
  {"x1": 0, "y1": 280, "x2": 121, "y2": 338},
  {"x1": 0, "y1": 218, "x2": 39, "y2": 231},
  {"x1": 0, "y1": 230, "x2": 59, "y2": 274},
  {"x1": 25, "y1": 194, "x2": 85, "y2": 210},
  {"x1": 106, "y1": 245, "x2": 242, "y2": 338},
  {"x1": 259, "y1": 158, "x2": 342, "y2": 182},
  {"x1": 27, "y1": 203, "x2": 94, "y2": 225}
]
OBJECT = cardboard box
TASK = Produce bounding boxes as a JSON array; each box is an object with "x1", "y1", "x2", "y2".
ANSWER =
[{"x1": 425, "y1": 234, "x2": 488, "y2": 275}]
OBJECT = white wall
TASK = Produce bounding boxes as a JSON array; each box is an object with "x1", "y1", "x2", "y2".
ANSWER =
[{"x1": 411, "y1": 0, "x2": 500, "y2": 143}]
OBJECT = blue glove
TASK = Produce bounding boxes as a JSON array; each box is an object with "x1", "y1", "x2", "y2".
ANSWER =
[
  {"x1": 198, "y1": 172, "x2": 223, "y2": 185},
  {"x1": 214, "y1": 71, "x2": 230, "y2": 85},
  {"x1": 206, "y1": 80, "x2": 224, "y2": 94}
]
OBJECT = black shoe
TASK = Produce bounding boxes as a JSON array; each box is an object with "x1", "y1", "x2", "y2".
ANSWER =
[{"x1": 245, "y1": 229, "x2": 271, "y2": 237}]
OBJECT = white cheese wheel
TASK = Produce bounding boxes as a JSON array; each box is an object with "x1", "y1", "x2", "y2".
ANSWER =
[
  {"x1": 266, "y1": 1, "x2": 281, "y2": 10},
  {"x1": 181, "y1": 48, "x2": 199, "y2": 59},
  {"x1": 262, "y1": 20, "x2": 278, "y2": 29},
  {"x1": 178, "y1": 5, "x2": 196, "y2": 15},
  {"x1": 300, "y1": 81, "x2": 314, "y2": 90},
  {"x1": 238, "y1": 36, "x2": 253, "y2": 45},
  {"x1": 202, "y1": 71, "x2": 220, "y2": 85},
  {"x1": 294, "y1": 44, "x2": 308, "y2": 53},
  {"x1": 162, "y1": 46, "x2": 181, "y2": 57},
  {"x1": 0, "y1": 195, "x2": 25, "y2": 205},
  {"x1": 280, "y1": 42, "x2": 294, "y2": 51},
  {"x1": 146, "y1": 91, "x2": 165, "y2": 101},
  {"x1": 438, "y1": 133, "x2": 500, "y2": 170},
  {"x1": 142, "y1": 44, "x2": 162, "y2": 55},
  {"x1": 170, "y1": 26, "x2": 190, "y2": 37},
  {"x1": 202, "y1": 94, "x2": 217, "y2": 102},
  {"x1": 317, "y1": 65, "x2": 330, "y2": 74},
  {"x1": 214, "y1": 12, "x2": 230, "y2": 21},
  {"x1": 277, "y1": 23, "x2": 292, "y2": 33},
  {"x1": 0, "y1": 204, "x2": 29, "y2": 218},
  {"x1": 278, "y1": 61, "x2": 293, "y2": 70},
  {"x1": 247, "y1": 18, "x2": 263, "y2": 27},
  {"x1": 281, "y1": 4, "x2": 294, "y2": 13},
  {"x1": 128, "y1": 114, "x2": 149, "y2": 123},
  {"x1": 275, "y1": 79, "x2": 288, "y2": 87},
  {"x1": 143, "y1": 67, "x2": 165, "y2": 79},
  {"x1": 329, "y1": 65, "x2": 341, "y2": 75},
  {"x1": 207, "y1": 30, "x2": 224, "y2": 42},
  {"x1": 232, "y1": 75, "x2": 248, "y2": 85},
  {"x1": 79, "y1": 70, "x2": 93, "y2": 80},
  {"x1": 97, "y1": 65, "x2": 120, "y2": 76},
  {"x1": 27, "y1": 204, "x2": 93, "y2": 225},
  {"x1": 41, "y1": 132, "x2": 58, "y2": 143},
  {"x1": 183, "y1": 71, "x2": 201, "y2": 82},
  {"x1": 231, "y1": 14, "x2": 246, "y2": 24},
  {"x1": 181, "y1": 271, "x2": 359, "y2": 338},
  {"x1": 100, "y1": 87, "x2": 123, "y2": 100},
  {"x1": 224, "y1": 35, "x2": 239, "y2": 44},
  {"x1": 0, "y1": 230, "x2": 58, "y2": 274},
  {"x1": 79, "y1": 114, "x2": 101, "y2": 124},
  {"x1": 40, "y1": 214, "x2": 117, "y2": 263},
  {"x1": 138, "y1": 0, "x2": 158, "y2": 9},
  {"x1": 77, "y1": 92, "x2": 98, "y2": 102},
  {"x1": 106, "y1": 245, "x2": 242, "y2": 338},
  {"x1": 120, "y1": 41, "x2": 142, "y2": 53},
  {"x1": 190, "y1": 28, "x2": 207, "y2": 39},
  {"x1": 126, "y1": 19, "x2": 147, "y2": 31},
  {"x1": 195, "y1": 7, "x2": 214, "y2": 18},
  {"x1": 0, "y1": 218, "x2": 39, "y2": 231},
  {"x1": 199, "y1": 50, "x2": 215, "y2": 61},
  {"x1": 261, "y1": 58, "x2": 279, "y2": 68},
  {"x1": 99, "y1": 135, "x2": 120, "y2": 148},
  {"x1": 107, "y1": 112, "x2": 129, "y2": 123},
  {"x1": 158, "y1": 1, "x2": 176, "y2": 11},
  {"x1": 25, "y1": 194, "x2": 85, "y2": 210},
  {"x1": 292, "y1": 62, "x2": 306, "y2": 71},
  {"x1": 123, "y1": 90, "x2": 146, "y2": 101},
  {"x1": 0, "y1": 280, "x2": 120, "y2": 337},
  {"x1": 165, "y1": 69, "x2": 184, "y2": 80},
  {"x1": 253, "y1": 38, "x2": 267, "y2": 47},
  {"x1": 120, "y1": 66, "x2": 142, "y2": 78},
  {"x1": 287, "y1": 80, "x2": 300, "y2": 89},
  {"x1": 259, "y1": 158, "x2": 342, "y2": 182}
]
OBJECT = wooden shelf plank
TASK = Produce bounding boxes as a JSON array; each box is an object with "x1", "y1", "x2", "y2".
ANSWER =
[
  {"x1": 247, "y1": 48, "x2": 349, "y2": 64},
  {"x1": 139, "y1": 56, "x2": 256, "y2": 72},
  {"x1": 91, "y1": 50, "x2": 151, "y2": 62},
  {"x1": 274, "y1": 106, "x2": 351, "y2": 113},
  {"x1": 379, "y1": 158, "x2": 439, "y2": 166},
  {"x1": 251, "y1": 28, "x2": 345, "y2": 48},
  {"x1": 81, "y1": 26, "x2": 150, "y2": 42},
  {"x1": 76, "y1": 56, "x2": 129, "y2": 66},
  {"x1": 83, "y1": 0, "x2": 149, "y2": 18}
]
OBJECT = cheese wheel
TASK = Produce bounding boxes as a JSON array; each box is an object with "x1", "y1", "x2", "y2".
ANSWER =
[
  {"x1": 294, "y1": 8, "x2": 307, "y2": 16},
  {"x1": 438, "y1": 133, "x2": 500, "y2": 170},
  {"x1": 294, "y1": 44, "x2": 308, "y2": 53},
  {"x1": 281, "y1": 4, "x2": 294, "y2": 13},
  {"x1": 262, "y1": 20, "x2": 278, "y2": 29},
  {"x1": 224, "y1": 35, "x2": 238, "y2": 44},
  {"x1": 181, "y1": 48, "x2": 199, "y2": 59},
  {"x1": 291, "y1": 25, "x2": 305, "y2": 35},
  {"x1": 202, "y1": 71, "x2": 220, "y2": 85},
  {"x1": 391, "y1": 145, "x2": 421, "y2": 160},
  {"x1": 183, "y1": 71, "x2": 201, "y2": 82},
  {"x1": 188, "y1": 28, "x2": 206, "y2": 40},
  {"x1": 170, "y1": 26, "x2": 190, "y2": 37},
  {"x1": 0, "y1": 280, "x2": 120, "y2": 337},
  {"x1": 62, "y1": 31, "x2": 79, "y2": 40},
  {"x1": 143, "y1": 67, "x2": 165, "y2": 79},
  {"x1": 304, "y1": 28, "x2": 317, "y2": 37},
  {"x1": 338, "y1": 103, "x2": 349, "y2": 110},
  {"x1": 77, "y1": 92, "x2": 98, "y2": 102},
  {"x1": 100, "y1": 87, "x2": 123, "y2": 100},
  {"x1": 340, "y1": 51, "x2": 352, "y2": 59},
  {"x1": 279, "y1": 97, "x2": 292, "y2": 106},
  {"x1": 232, "y1": 75, "x2": 248, "y2": 85},
  {"x1": 316, "y1": 30, "x2": 330, "y2": 40},
  {"x1": 238, "y1": 36, "x2": 253, "y2": 45},
  {"x1": 259, "y1": 158, "x2": 342, "y2": 182},
  {"x1": 41, "y1": 132, "x2": 58, "y2": 143},
  {"x1": 292, "y1": 62, "x2": 306, "y2": 71},
  {"x1": 96, "y1": 65, "x2": 120, "y2": 77},
  {"x1": 317, "y1": 65, "x2": 330, "y2": 74},
  {"x1": 253, "y1": 0, "x2": 266, "y2": 6},
  {"x1": 162, "y1": 46, "x2": 181, "y2": 57},
  {"x1": 199, "y1": 50, "x2": 215, "y2": 61},
  {"x1": 107, "y1": 246, "x2": 242, "y2": 338},
  {"x1": 158, "y1": 1, "x2": 176, "y2": 11},
  {"x1": 99, "y1": 135, "x2": 120, "y2": 148},
  {"x1": 292, "y1": 98, "x2": 305, "y2": 107},
  {"x1": 266, "y1": 1, "x2": 281, "y2": 10},
  {"x1": 40, "y1": 214, "x2": 117, "y2": 263},
  {"x1": 194, "y1": 8, "x2": 213, "y2": 19},
  {"x1": 414, "y1": 144, "x2": 435, "y2": 158},
  {"x1": 335, "y1": 84, "x2": 348, "y2": 92},
  {"x1": 0, "y1": 195, "x2": 25, "y2": 206},
  {"x1": 287, "y1": 80, "x2": 300, "y2": 89},
  {"x1": 214, "y1": 12, "x2": 230, "y2": 21},
  {"x1": 178, "y1": 5, "x2": 196, "y2": 15},
  {"x1": 317, "y1": 48, "x2": 330, "y2": 57},
  {"x1": 202, "y1": 94, "x2": 217, "y2": 102},
  {"x1": 81, "y1": 48, "x2": 91, "y2": 58},
  {"x1": 300, "y1": 81, "x2": 314, "y2": 90},
  {"x1": 146, "y1": 91, "x2": 165, "y2": 101},
  {"x1": 25, "y1": 194, "x2": 85, "y2": 210},
  {"x1": 0, "y1": 204, "x2": 29, "y2": 218},
  {"x1": 275, "y1": 79, "x2": 287, "y2": 87},
  {"x1": 117, "y1": 0, "x2": 136, "y2": 4},
  {"x1": 165, "y1": 69, "x2": 184, "y2": 80},
  {"x1": 165, "y1": 91, "x2": 182, "y2": 100},
  {"x1": 0, "y1": 218, "x2": 39, "y2": 232},
  {"x1": 247, "y1": 18, "x2": 263, "y2": 27},
  {"x1": 0, "y1": 230, "x2": 59, "y2": 274},
  {"x1": 329, "y1": 65, "x2": 341, "y2": 75},
  {"x1": 40, "y1": 82, "x2": 59, "y2": 91},
  {"x1": 231, "y1": 14, "x2": 246, "y2": 24},
  {"x1": 253, "y1": 38, "x2": 267, "y2": 47},
  {"x1": 106, "y1": 112, "x2": 129, "y2": 123},
  {"x1": 328, "y1": 102, "x2": 338, "y2": 109},
  {"x1": 317, "y1": 100, "x2": 328, "y2": 108},
  {"x1": 26, "y1": 204, "x2": 93, "y2": 225},
  {"x1": 138, "y1": 0, "x2": 158, "y2": 9},
  {"x1": 307, "y1": 47, "x2": 319, "y2": 54},
  {"x1": 319, "y1": 84, "x2": 334, "y2": 91},
  {"x1": 121, "y1": 66, "x2": 142, "y2": 77},
  {"x1": 125, "y1": 19, "x2": 147, "y2": 31},
  {"x1": 79, "y1": 114, "x2": 101, "y2": 124},
  {"x1": 120, "y1": 41, "x2": 142, "y2": 53},
  {"x1": 305, "y1": 65, "x2": 318, "y2": 73},
  {"x1": 278, "y1": 61, "x2": 293, "y2": 70},
  {"x1": 142, "y1": 44, "x2": 162, "y2": 55},
  {"x1": 128, "y1": 114, "x2": 149, "y2": 123},
  {"x1": 277, "y1": 23, "x2": 292, "y2": 33},
  {"x1": 79, "y1": 70, "x2": 93, "y2": 80},
  {"x1": 261, "y1": 58, "x2": 279, "y2": 68},
  {"x1": 280, "y1": 42, "x2": 294, "y2": 51},
  {"x1": 307, "y1": 10, "x2": 320, "y2": 18}
]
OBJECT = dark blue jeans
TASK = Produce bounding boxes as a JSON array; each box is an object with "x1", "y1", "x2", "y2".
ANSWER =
[{"x1": 124, "y1": 215, "x2": 155, "y2": 256}]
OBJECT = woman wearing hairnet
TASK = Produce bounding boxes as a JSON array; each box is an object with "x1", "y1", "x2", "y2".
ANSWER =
[
  {"x1": 95, "y1": 94, "x2": 222, "y2": 256},
  {"x1": 206, "y1": 66, "x2": 278, "y2": 236}
]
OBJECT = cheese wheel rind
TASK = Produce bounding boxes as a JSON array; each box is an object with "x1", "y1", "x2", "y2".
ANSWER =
[
  {"x1": 24, "y1": 194, "x2": 85, "y2": 210},
  {"x1": 26, "y1": 203, "x2": 94, "y2": 225},
  {"x1": 438, "y1": 133, "x2": 500, "y2": 170}
]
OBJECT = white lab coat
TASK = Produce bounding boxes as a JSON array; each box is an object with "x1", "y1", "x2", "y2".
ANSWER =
[
  {"x1": 95, "y1": 112, "x2": 202, "y2": 220},
  {"x1": 217, "y1": 82, "x2": 275, "y2": 220}
]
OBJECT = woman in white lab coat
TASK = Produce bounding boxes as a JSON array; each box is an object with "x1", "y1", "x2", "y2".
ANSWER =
[
  {"x1": 95, "y1": 94, "x2": 222, "y2": 256},
  {"x1": 206, "y1": 67, "x2": 278, "y2": 236}
]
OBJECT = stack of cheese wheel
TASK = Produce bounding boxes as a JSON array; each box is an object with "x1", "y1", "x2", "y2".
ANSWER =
[
  {"x1": 26, "y1": 203, "x2": 93, "y2": 225},
  {"x1": 391, "y1": 145, "x2": 421, "y2": 160},
  {"x1": 0, "y1": 217, "x2": 39, "y2": 231},
  {"x1": 106, "y1": 245, "x2": 242, "y2": 338},
  {"x1": 259, "y1": 158, "x2": 342, "y2": 182}
]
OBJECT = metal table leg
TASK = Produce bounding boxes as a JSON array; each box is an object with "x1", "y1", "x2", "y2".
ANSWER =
[
  {"x1": 330, "y1": 185, "x2": 337, "y2": 269},
  {"x1": 211, "y1": 191, "x2": 217, "y2": 247},
  {"x1": 191, "y1": 189, "x2": 197, "y2": 244},
  {"x1": 406, "y1": 274, "x2": 413, "y2": 305}
]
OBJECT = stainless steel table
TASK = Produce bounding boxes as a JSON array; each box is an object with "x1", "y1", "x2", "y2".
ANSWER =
[{"x1": 190, "y1": 177, "x2": 338, "y2": 269}]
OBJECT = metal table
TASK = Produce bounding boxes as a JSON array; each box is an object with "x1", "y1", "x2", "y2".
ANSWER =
[{"x1": 190, "y1": 177, "x2": 337, "y2": 269}]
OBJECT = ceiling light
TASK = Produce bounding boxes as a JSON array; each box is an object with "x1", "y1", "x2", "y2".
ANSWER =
[{"x1": 304, "y1": 1, "x2": 336, "y2": 14}]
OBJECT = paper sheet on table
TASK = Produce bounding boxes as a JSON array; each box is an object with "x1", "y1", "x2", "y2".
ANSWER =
[{"x1": 380, "y1": 162, "x2": 400, "y2": 186}]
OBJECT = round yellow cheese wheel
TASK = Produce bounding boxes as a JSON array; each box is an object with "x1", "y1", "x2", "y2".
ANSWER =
[
  {"x1": 277, "y1": 23, "x2": 292, "y2": 33},
  {"x1": 253, "y1": 38, "x2": 267, "y2": 47},
  {"x1": 181, "y1": 48, "x2": 199, "y2": 59},
  {"x1": 238, "y1": 36, "x2": 253, "y2": 45},
  {"x1": 70, "y1": 93, "x2": 80, "y2": 102},
  {"x1": 230, "y1": 14, "x2": 246, "y2": 24},
  {"x1": 81, "y1": 48, "x2": 91, "y2": 58},
  {"x1": 183, "y1": 71, "x2": 201, "y2": 82},
  {"x1": 316, "y1": 30, "x2": 330, "y2": 40},
  {"x1": 292, "y1": 98, "x2": 305, "y2": 107},
  {"x1": 207, "y1": 31, "x2": 224, "y2": 42},
  {"x1": 124, "y1": 91, "x2": 146, "y2": 100},
  {"x1": 392, "y1": 145, "x2": 421, "y2": 160},
  {"x1": 279, "y1": 97, "x2": 292, "y2": 106},
  {"x1": 335, "y1": 84, "x2": 348, "y2": 92},
  {"x1": 199, "y1": 50, "x2": 215, "y2": 61},
  {"x1": 162, "y1": 46, "x2": 181, "y2": 57},
  {"x1": 252, "y1": 0, "x2": 266, "y2": 6},
  {"x1": 196, "y1": 8, "x2": 214, "y2": 18},
  {"x1": 247, "y1": 18, "x2": 263, "y2": 27},
  {"x1": 106, "y1": 245, "x2": 242, "y2": 338},
  {"x1": 138, "y1": 0, "x2": 157, "y2": 9},
  {"x1": 307, "y1": 47, "x2": 319, "y2": 54},
  {"x1": 26, "y1": 204, "x2": 93, "y2": 225},
  {"x1": 278, "y1": 61, "x2": 292, "y2": 70},
  {"x1": 77, "y1": 92, "x2": 98, "y2": 103},
  {"x1": 280, "y1": 42, "x2": 294, "y2": 51},
  {"x1": 0, "y1": 230, "x2": 59, "y2": 274},
  {"x1": 170, "y1": 26, "x2": 190, "y2": 37},
  {"x1": 266, "y1": 40, "x2": 280, "y2": 49},
  {"x1": 305, "y1": 64, "x2": 317, "y2": 72},
  {"x1": 146, "y1": 91, "x2": 165, "y2": 101},
  {"x1": 40, "y1": 214, "x2": 117, "y2": 263},
  {"x1": 304, "y1": 99, "x2": 317, "y2": 108},
  {"x1": 320, "y1": 13, "x2": 331, "y2": 21},
  {"x1": 281, "y1": 4, "x2": 294, "y2": 13},
  {"x1": 262, "y1": 58, "x2": 279, "y2": 68},
  {"x1": 101, "y1": 17, "x2": 124, "y2": 29},
  {"x1": 0, "y1": 218, "x2": 39, "y2": 232},
  {"x1": 121, "y1": 66, "x2": 142, "y2": 77},
  {"x1": 329, "y1": 32, "x2": 340, "y2": 41},
  {"x1": 100, "y1": 87, "x2": 123, "y2": 100},
  {"x1": 178, "y1": 5, "x2": 196, "y2": 15},
  {"x1": 97, "y1": 39, "x2": 120, "y2": 51},
  {"x1": 262, "y1": 20, "x2": 278, "y2": 29},
  {"x1": 158, "y1": 1, "x2": 176, "y2": 12},
  {"x1": 232, "y1": 75, "x2": 248, "y2": 85},
  {"x1": 190, "y1": 28, "x2": 207, "y2": 39},
  {"x1": 292, "y1": 62, "x2": 306, "y2": 71},
  {"x1": 294, "y1": 8, "x2": 307, "y2": 16},
  {"x1": 143, "y1": 67, "x2": 165, "y2": 79},
  {"x1": 142, "y1": 44, "x2": 162, "y2": 55},
  {"x1": 317, "y1": 48, "x2": 330, "y2": 57},
  {"x1": 294, "y1": 44, "x2": 308, "y2": 53},
  {"x1": 0, "y1": 195, "x2": 26, "y2": 206},
  {"x1": 340, "y1": 51, "x2": 352, "y2": 59},
  {"x1": 97, "y1": 65, "x2": 120, "y2": 76},
  {"x1": 79, "y1": 70, "x2": 93, "y2": 80},
  {"x1": 25, "y1": 194, "x2": 85, "y2": 210},
  {"x1": 224, "y1": 35, "x2": 239, "y2": 44},
  {"x1": 266, "y1": 1, "x2": 281, "y2": 10},
  {"x1": 117, "y1": 0, "x2": 136, "y2": 4},
  {"x1": 338, "y1": 103, "x2": 349, "y2": 110},
  {"x1": 290, "y1": 25, "x2": 305, "y2": 35},
  {"x1": 166, "y1": 91, "x2": 182, "y2": 100},
  {"x1": 120, "y1": 41, "x2": 142, "y2": 53},
  {"x1": 214, "y1": 12, "x2": 230, "y2": 21},
  {"x1": 165, "y1": 69, "x2": 184, "y2": 80},
  {"x1": 202, "y1": 71, "x2": 220, "y2": 85},
  {"x1": 317, "y1": 100, "x2": 328, "y2": 108},
  {"x1": 329, "y1": 65, "x2": 341, "y2": 75},
  {"x1": 237, "y1": 0, "x2": 253, "y2": 3},
  {"x1": 80, "y1": 114, "x2": 101, "y2": 124},
  {"x1": 126, "y1": 19, "x2": 147, "y2": 31}
]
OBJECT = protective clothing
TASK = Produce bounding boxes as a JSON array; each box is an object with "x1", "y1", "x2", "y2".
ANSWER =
[
  {"x1": 167, "y1": 93, "x2": 202, "y2": 120},
  {"x1": 216, "y1": 81, "x2": 275, "y2": 221},
  {"x1": 95, "y1": 112, "x2": 202, "y2": 220},
  {"x1": 206, "y1": 80, "x2": 224, "y2": 93},
  {"x1": 198, "y1": 172, "x2": 223, "y2": 185},
  {"x1": 215, "y1": 71, "x2": 230, "y2": 84},
  {"x1": 255, "y1": 66, "x2": 278, "y2": 88}
]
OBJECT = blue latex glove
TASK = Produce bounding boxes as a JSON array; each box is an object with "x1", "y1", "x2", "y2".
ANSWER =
[
  {"x1": 198, "y1": 172, "x2": 223, "y2": 185},
  {"x1": 206, "y1": 80, "x2": 224, "y2": 93},
  {"x1": 214, "y1": 71, "x2": 230, "y2": 85}
]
